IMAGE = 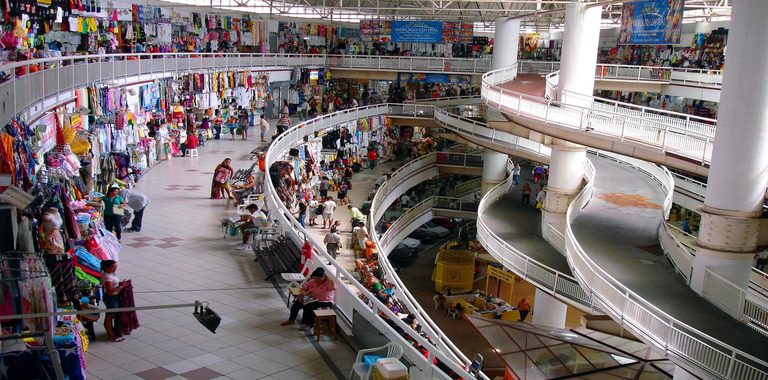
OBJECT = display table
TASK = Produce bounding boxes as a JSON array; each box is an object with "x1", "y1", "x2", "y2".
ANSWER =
[{"x1": 444, "y1": 293, "x2": 518, "y2": 319}]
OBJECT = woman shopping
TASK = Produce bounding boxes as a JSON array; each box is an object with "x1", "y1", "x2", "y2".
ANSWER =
[
  {"x1": 211, "y1": 158, "x2": 235, "y2": 199},
  {"x1": 103, "y1": 187, "x2": 125, "y2": 241},
  {"x1": 100, "y1": 260, "x2": 124, "y2": 342}
]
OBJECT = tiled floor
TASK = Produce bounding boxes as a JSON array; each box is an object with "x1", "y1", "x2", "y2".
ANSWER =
[{"x1": 84, "y1": 124, "x2": 355, "y2": 379}]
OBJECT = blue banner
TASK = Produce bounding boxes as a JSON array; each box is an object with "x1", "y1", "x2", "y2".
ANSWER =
[
  {"x1": 618, "y1": 0, "x2": 685, "y2": 45},
  {"x1": 391, "y1": 21, "x2": 443, "y2": 43}
]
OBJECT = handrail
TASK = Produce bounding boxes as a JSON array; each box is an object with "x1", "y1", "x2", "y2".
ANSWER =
[
  {"x1": 475, "y1": 158, "x2": 597, "y2": 312},
  {"x1": 263, "y1": 104, "x2": 481, "y2": 379},
  {"x1": 481, "y1": 65, "x2": 716, "y2": 166},
  {"x1": 561, "y1": 157, "x2": 768, "y2": 379}
]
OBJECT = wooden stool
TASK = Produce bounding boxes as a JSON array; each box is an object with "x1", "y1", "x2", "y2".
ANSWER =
[{"x1": 314, "y1": 309, "x2": 337, "y2": 341}]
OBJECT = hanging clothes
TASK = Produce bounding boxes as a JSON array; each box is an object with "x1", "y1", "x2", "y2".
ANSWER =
[{"x1": 118, "y1": 279, "x2": 140, "y2": 334}]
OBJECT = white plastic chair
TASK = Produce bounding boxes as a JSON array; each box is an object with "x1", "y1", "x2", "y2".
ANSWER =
[{"x1": 350, "y1": 342, "x2": 404, "y2": 380}]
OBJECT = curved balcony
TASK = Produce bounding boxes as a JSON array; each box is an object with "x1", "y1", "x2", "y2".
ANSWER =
[
  {"x1": 263, "y1": 104, "x2": 487, "y2": 380},
  {"x1": 481, "y1": 64, "x2": 716, "y2": 176}
]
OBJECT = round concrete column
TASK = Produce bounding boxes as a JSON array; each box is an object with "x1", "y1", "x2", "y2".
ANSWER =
[
  {"x1": 481, "y1": 151, "x2": 508, "y2": 195},
  {"x1": 491, "y1": 17, "x2": 521, "y2": 71},
  {"x1": 531, "y1": 288, "x2": 567, "y2": 328},
  {"x1": 541, "y1": 143, "x2": 587, "y2": 251},
  {"x1": 558, "y1": 3, "x2": 601, "y2": 107},
  {"x1": 692, "y1": 0, "x2": 768, "y2": 293}
]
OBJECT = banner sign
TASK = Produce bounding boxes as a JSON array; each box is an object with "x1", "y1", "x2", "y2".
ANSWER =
[
  {"x1": 391, "y1": 21, "x2": 444, "y2": 43},
  {"x1": 618, "y1": 0, "x2": 685, "y2": 45}
]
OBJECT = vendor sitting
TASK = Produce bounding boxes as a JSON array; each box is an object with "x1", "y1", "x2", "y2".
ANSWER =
[
  {"x1": 233, "y1": 174, "x2": 257, "y2": 204},
  {"x1": 281, "y1": 268, "x2": 336, "y2": 331}
]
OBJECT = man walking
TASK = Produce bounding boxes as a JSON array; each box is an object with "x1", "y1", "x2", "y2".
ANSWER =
[
  {"x1": 324, "y1": 227, "x2": 342, "y2": 260},
  {"x1": 120, "y1": 188, "x2": 149, "y2": 233}
]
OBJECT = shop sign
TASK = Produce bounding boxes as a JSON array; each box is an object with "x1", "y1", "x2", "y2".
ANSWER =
[
  {"x1": 618, "y1": 0, "x2": 685, "y2": 45},
  {"x1": 391, "y1": 21, "x2": 444, "y2": 43}
]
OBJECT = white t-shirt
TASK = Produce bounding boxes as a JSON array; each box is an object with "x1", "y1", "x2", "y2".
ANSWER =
[
  {"x1": 400, "y1": 195, "x2": 410, "y2": 206},
  {"x1": 251, "y1": 210, "x2": 269, "y2": 227},
  {"x1": 323, "y1": 200, "x2": 336, "y2": 215}
]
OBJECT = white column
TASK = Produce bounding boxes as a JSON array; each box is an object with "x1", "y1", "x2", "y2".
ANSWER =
[
  {"x1": 491, "y1": 17, "x2": 521, "y2": 70},
  {"x1": 547, "y1": 144, "x2": 586, "y2": 194},
  {"x1": 557, "y1": 3, "x2": 601, "y2": 107},
  {"x1": 692, "y1": 0, "x2": 768, "y2": 293},
  {"x1": 541, "y1": 143, "x2": 587, "y2": 251},
  {"x1": 482, "y1": 19, "x2": 519, "y2": 195},
  {"x1": 481, "y1": 151, "x2": 508, "y2": 195},
  {"x1": 531, "y1": 288, "x2": 567, "y2": 328}
]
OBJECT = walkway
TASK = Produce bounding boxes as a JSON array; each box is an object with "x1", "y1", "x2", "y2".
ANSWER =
[
  {"x1": 481, "y1": 179, "x2": 571, "y2": 275},
  {"x1": 572, "y1": 156, "x2": 768, "y2": 362},
  {"x1": 496, "y1": 74, "x2": 546, "y2": 98},
  {"x1": 84, "y1": 120, "x2": 354, "y2": 380}
]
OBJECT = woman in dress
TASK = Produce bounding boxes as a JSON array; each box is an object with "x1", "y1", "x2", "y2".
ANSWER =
[{"x1": 211, "y1": 158, "x2": 235, "y2": 199}]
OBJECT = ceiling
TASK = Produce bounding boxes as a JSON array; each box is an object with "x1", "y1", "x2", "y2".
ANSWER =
[{"x1": 169, "y1": 0, "x2": 734, "y2": 30}]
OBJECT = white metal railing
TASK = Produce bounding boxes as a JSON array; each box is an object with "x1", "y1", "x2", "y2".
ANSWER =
[
  {"x1": 561, "y1": 158, "x2": 768, "y2": 379},
  {"x1": 378, "y1": 196, "x2": 478, "y2": 255},
  {"x1": 432, "y1": 106, "x2": 553, "y2": 160},
  {"x1": 703, "y1": 268, "x2": 768, "y2": 332},
  {"x1": 751, "y1": 269, "x2": 768, "y2": 297},
  {"x1": 264, "y1": 104, "x2": 482, "y2": 379},
  {"x1": 364, "y1": 154, "x2": 487, "y2": 379},
  {"x1": 0, "y1": 52, "x2": 490, "y2": 128},
  {"x1": 482, "y1": 66, "x2": 717, "y2": 166},
  {"x1": 659, "y1": 223, "x2": 695, "y2": 282},
  {"x1": 475, "y1": 158, "x2": 596, "y2": 311}
]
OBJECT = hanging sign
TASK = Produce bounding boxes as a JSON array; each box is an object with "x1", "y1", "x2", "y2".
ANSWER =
[
  {"x1": 391, "y1": 21, "x2": 444, "y2": 43},
  {"x1": 618, "y1": 0, "x2": 685, "y2": 45}
]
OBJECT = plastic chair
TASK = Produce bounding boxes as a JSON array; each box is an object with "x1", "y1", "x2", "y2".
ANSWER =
[
  {"x1": 185, "y1": 148, "x2": 199, "y2": 157},
  {"x1": 350, "y1": 342, "x2": 404, "y2": 380}
]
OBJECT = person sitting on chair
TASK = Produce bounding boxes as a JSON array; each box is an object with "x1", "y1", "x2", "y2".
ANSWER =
[{"x1": 281, "y1": 268, "x2": 336, "y2": 331}]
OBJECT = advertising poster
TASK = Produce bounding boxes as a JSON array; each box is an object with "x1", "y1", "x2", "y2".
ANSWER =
[
  {"x1": 391, "y1": 21, "x2": 443, "y2": 43},
  {"x1": 359, "y1": 20, "x2": 391, "y2": 42},
  {"x1": 618, "y1": 0, "x2": 685, "y2": 45}
]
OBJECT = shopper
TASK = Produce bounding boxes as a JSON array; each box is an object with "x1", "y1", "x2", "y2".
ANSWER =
[
  {"x1": 533, "y1": 165, "x2": 544, "y2": 183},
  {"x1": 238, "y1": 107, "x2": 250, "y2": 140},
  {"x1": 319, "y1": 176, "x2": 330, "y2": 198},
  {"x1": 535, "y1": 186, "x2": 546, "y2": 209},
  {"x1": 324, "y1": 227, "x2": 342, "y2": 259},
  {"x1": 322, "y1": 196, "x2": 337, "y2": 229},
  {"x1": 119, "y1": 189, "x2": 149, "y2": 233},
  {"x1": 259, "y1": 115, "x2": 270, "y2": 143},
  {"x1": 355, "y1": 222, "x2": 369, "y2": 250},
  {"x1": 308, "y1": 196, "x2": 320, "y2": 226},
  {"x1": 512, "y1": 163, "x2": 521, "y2": 185},
  {"x1": 100, "y1": 260, "x2": 124, "y2": 342},
  {"x1": 103, "y1": 187, "x2": 125, "y2": 241},
  {"x1": 521, "y1": 183, "x2": 532, "y2": 207},
  {"x1": 212, "y1": 109, "x2": 223, "y2": 139},
  {"x1": 337, "y1": 180, "x2": 349, "y2": 205},
  {"x1": 280, "y1": 268, "x2": 336, "y2": 331},
  {"x1": 276, "y1": 112, "x2": 291, "y2": 137},
  {"x1": 367, "y1": 148, "x2": 378, "y2": 169},
  {"x1": 297, "y1": 199, "x2": 308, "y2": 227},
  {"x1": 211, "y1": 158, "x2": 235, "y2": 199},
  {"x1": 517, "y1": 297, "x2": 531, "y2": 322},
  {"x1": 348, "y1": 205, "x2": 365, "y2": 229}
]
